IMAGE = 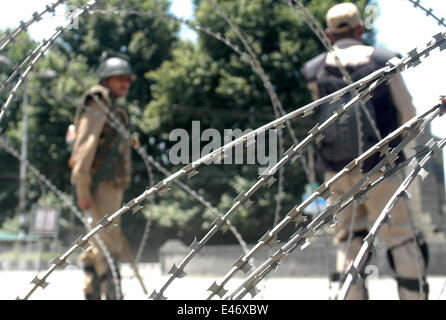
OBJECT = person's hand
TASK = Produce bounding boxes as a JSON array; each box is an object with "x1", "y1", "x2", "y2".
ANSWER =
[{"x1": 78, "y1": 196, "x2": 92, "y2": 210}]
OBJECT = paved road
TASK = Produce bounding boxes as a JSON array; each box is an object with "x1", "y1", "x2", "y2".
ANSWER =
[{"x1": 1, "y1": 263, "x2": 445, "y2": 300}]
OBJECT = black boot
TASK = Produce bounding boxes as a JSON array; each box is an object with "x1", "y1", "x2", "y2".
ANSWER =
[{"x1": 83, "y1": 265, "x2": 101, "y2": 300}]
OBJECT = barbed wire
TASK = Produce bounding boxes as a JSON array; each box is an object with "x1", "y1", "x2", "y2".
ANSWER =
[
  {"x1": 92, "y1": 6, "x2": 320, "y2": 272},
  {"x1": 13, "y1": 28, "x2": 442, "y2": 300},
  {"x1": 0, "y1": 0, "x2": 67, "y2": 53},
  {"x1": 0, "y1": 1, "x2": 444, "y2": 302},
  {"x1": 0, "y1": 135, "x2": 122, "y2": 300},
  {"x1": 0, "y1": 0, "x2": 97, "y2": 126},
  {"x1": 338, "y1": 137, "x2": 446, "y2": 299},
  {"x1": 72, "y1": 91, "x2": 253, "y2": 298},
  {"x1": 52, "y1": 13, "x2": 422, "y2": 298},
  {"x1": 405, "y1": 0, "x2": 446, "y2": 28},
  {"x1": 89, "y1": 7, "x2": 313, "y2": 179},
  {"x1": 288, "y1": 0, "x2": 430, "y2": 296},
  {"x1": 90, "y1": 6, "x2": 311, "y2": 250},
  {"x1": 223, "y1": 103, "x2": 444, "y2": 300},
  {"x1": 41, "y1": 46, "x2": 159, "y2": 275},
  {"x1": 1, "y1": 2, "x2": 442, "y2": 298},
  {"x1": 203, "y1": 2, "x2": 312, "y2": 289},
  {"x1": 286, "y1": 0, "x2": 375, "y2": 296},
  {"x1": 154, "y1": 32, "x2": 446, "y2": 299},
  {"x1": 209, "y1": 100, "x2": 444, "y2": 300},
  {"x1": 39, "y1": 81, "x2": 251, "y2": 254},
  {"x1": 0, "y1": 44, "x2": 45, "y2": 96},
  {"x1": 36, "y1": 85, "x2": 252, "y2": 285},
  {"x1": 135, "y1": 146, "x2": 251, "y2": 255},
  {"x1": 205, "y1": 0, "x2": 288, "y2": 252},
  {"x1": 83, "y1": 11, "x2": 438, "y2": 129},
  {"x1": 151, "y1": 76, "x2": 388, "y2": 299}
]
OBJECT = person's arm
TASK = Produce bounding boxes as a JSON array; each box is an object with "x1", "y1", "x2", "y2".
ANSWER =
[
  {"x1": 388, "y1": 74, "x2": 417, "y2": 129},
  {"x1": 71, "y1": 97, "x2": 106, "y2": 209}
]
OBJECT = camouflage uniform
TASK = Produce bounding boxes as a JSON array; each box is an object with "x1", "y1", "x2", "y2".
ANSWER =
[
  {"x1": 71, "y1": 85, "x2": 132, "y2": 299},
  {"x1": 301, "y1": 3, "x2": 428, "y2": 300}
]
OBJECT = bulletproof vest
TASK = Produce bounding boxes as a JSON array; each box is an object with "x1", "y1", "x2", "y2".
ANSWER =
[
  {"x1": 313, "y1": 47, "x2": 401, "y2": 172},
  {"x1": 78, "y1": 85, "x2": 132, "y2": 191}
]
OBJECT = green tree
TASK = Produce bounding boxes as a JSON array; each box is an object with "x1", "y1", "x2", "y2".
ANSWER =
[
  {"x1": 143, "y1": 0, "x2": 373, "y2": 245},
  {"x1": 0, "y1": 0, "x2": 180, "y2": 251},
  {"x1": 0, "y1": 32, "x2": 37, "y2": 230},
  {"x1": 0, "y1": 0, "x2": 375, "y2": 255}
]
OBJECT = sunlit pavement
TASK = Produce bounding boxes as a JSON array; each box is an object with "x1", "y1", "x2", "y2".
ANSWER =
[{"x1": 0, "y1": 263, "x2": 445, "y2": 300}]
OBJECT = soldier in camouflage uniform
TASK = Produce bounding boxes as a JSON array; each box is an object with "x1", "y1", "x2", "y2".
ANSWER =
[
  {"x1": 301, "y1": 3, "x2": 429, "y2": 299},
  {"x1": 70, "y1": 53, "x2": 135, "y2": 300}
]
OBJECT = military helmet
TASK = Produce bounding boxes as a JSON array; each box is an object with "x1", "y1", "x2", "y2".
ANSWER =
[{"x1": 96, "y1": 52, "x2": 136, "y2": 82}]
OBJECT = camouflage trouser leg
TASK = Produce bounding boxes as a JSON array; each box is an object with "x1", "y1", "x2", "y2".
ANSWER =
[
  {"x1": 80, "y1": 181, "x2": 125, "y2": 299},
  {"x1": 324, "y1": 170, "x2": 425, "y2": 299},
  {"x1": 81, "y1": 245, "x2": 122, "y2": 300},
  {"x1": 99, "y1": 254, "x2": 122, "y2": 300},
  {"x1": 83, "y1": 264, "x2": 101, "y2": 300},
  {"x1": 81, "y1": 246, "x2": 105, "y2": 299}
]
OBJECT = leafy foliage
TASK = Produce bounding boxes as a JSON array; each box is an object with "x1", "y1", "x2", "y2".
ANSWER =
[{"x1": 0, "y1": 0, "x2": 373, "y2": 253}]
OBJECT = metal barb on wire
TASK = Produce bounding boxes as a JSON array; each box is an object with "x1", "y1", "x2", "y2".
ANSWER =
[
  {"x1": 0, "y1": 0, "x2": 98, "y2": 126},
  {"x1": 0, "y1": 0, "x2": 67, "y2": 53},
  {"x1": 405, "y1": 0, "x2": 446, "y2": 28}
]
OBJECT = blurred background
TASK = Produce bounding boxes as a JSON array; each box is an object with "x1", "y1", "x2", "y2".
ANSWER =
[{"x1": 0, "y1": 0, "x2": 444, "y2": 297}]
